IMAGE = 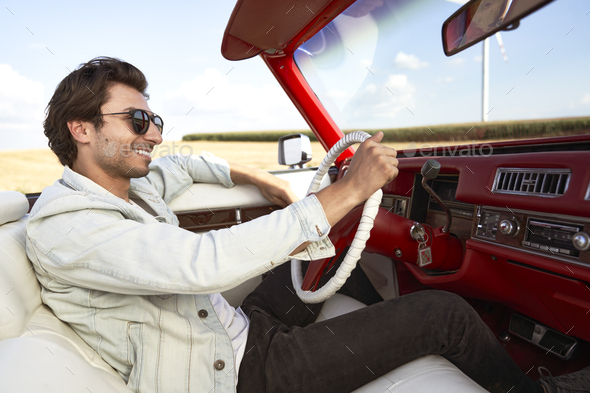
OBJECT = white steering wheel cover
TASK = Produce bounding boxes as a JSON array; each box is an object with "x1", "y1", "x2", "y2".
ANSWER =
[{"x1": 292, "y1": 131, "x2": 383, "y2": 304}]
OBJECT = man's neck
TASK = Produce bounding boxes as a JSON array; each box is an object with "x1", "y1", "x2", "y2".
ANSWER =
[{"x1": 71, "y1": 161, "x2": 131, "y2": 202}]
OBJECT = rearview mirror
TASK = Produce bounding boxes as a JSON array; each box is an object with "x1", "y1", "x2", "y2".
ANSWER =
[
  {"x1": 278, "y1": 134, "x2": 313, "y2": 168},
  {"x1": 442, "y1": 0, "x2": 554, "y2": 56}
]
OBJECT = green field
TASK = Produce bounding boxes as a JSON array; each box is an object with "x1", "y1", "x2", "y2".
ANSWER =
[
  {"x1": 3, "y1": 116, "x2": 589, "y2": 194},
  {"x1": 183, "y1": 117, "x2": 590, "y2": 143}
]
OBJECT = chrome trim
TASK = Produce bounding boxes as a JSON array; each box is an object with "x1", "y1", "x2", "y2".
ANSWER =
[
  {"x1": 492, "y1": 168, "x2": 571, "y2": 197},
  {"x1": 235, "y1": 208, "x2": 242, "y2": 224},
  {"x1": 528, "y1": 220, "x2": 581, "y2": 233},
  {"x1": 477, "y1": 205, "x2": 590, "y2": 225},
  {"x1": 585, "y1": 182, "x2": 590, "y2": 201},
  {"x1": 573, "y1": 232, "x2": 590, "y2": 251},
  {"x1": 471, "y1": 237, "x2": 589, "y2": 268},
  {"x1": 269, "y1": 166, "x2": 320, "y2": 175},
  {"x1": 382, "y1": 195, "x2": 410, "y2": 218}
]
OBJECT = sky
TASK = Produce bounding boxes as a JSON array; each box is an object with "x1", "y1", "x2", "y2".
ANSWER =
[
  {"x1": 295, "y1": 0, "x2": 590, "y2": 131},
  {"x1": 1, "y1": 0, "x2": 309, "y2": 150},
  {"x1": 1, "y1": 0, "x2": 589, "y2": 150}
]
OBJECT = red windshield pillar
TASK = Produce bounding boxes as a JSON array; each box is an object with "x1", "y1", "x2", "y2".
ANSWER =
[{"x1": 262, "y1": 53, "x2": 355, "y2": 164}]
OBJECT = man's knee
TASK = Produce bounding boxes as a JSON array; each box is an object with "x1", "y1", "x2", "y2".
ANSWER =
[{"x1": 411, "y1": 290, "x2": 477, "y2": 321}]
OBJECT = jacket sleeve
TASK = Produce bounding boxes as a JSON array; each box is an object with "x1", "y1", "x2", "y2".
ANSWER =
[
  {"x1": 144, "y1": 151, "x2": 235, "y2": 203},
  {"x1": 26, "y1": 194, "x2": 335, "y2": 296}
]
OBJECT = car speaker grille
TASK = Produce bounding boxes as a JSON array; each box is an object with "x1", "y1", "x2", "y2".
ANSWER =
[{"x1": 493, "y1": 168, "x2": 570, "y2": 197}]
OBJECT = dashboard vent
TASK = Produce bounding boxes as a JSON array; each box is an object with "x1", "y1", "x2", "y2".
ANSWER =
[{"x1": 493, "y1": 168, "x2": 570, "y2": 197}]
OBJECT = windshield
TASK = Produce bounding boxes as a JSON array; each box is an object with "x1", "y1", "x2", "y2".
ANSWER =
[{"x1": 294, "y1": 0, "x2": 590, "y2": 148}]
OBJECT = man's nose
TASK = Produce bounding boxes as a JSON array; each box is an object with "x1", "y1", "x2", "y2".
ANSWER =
[{"x1": 144, "y1": 119, "x2": 163, "y2": 145}]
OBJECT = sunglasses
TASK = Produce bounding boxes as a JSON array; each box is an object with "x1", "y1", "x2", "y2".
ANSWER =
[{"x1": 98, "y1": 109, "x2": 164, "y2": 135}]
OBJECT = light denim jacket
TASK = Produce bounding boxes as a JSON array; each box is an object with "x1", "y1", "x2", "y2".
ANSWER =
[{"x1": 25, "y1": 153, "x2": 335, "y2": 392}]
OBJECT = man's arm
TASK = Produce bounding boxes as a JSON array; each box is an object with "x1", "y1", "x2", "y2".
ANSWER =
[
  {"x1": 231, "y1": 132, "x2": 399, "y2": 256},
  {"x1": 144, "y1": 152, "x2": 235, "y2": 203},
  {"x1": 145, "y1": 151, "x2": 299, "y2": 208},
  {"x1": 26, "y1": 194, "x2": 334, "y2": 296},
  {"x1": 228, "y1": 162, "x2": 299, "y2": 208},
  {"x1": 26, "y1": 133, "x2": 396, "y2": 295}
]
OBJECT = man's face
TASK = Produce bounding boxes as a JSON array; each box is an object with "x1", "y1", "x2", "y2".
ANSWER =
[
  {"x1": 91, "y1": 83, "x2": 163, "y2": 179},
  {"x1": 471, "y1": 0, "x2": 511, "y2": 31}
]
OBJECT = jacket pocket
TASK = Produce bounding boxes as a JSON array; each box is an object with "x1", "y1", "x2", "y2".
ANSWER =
[{"x1": 126, "y1": 322, "x2": 144, "y2": 391}]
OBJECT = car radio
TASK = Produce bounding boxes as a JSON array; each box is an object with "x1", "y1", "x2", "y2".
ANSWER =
[
  {"x1": 522, "y1": 218, "x2": 584, "y2": 257},
  {"x1": 473, "y1": 206, "x2": 590, "y2": 266}
]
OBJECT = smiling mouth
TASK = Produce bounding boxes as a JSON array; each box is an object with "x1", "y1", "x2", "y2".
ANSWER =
[{"x1": 132, "y1": 148, "x2": 152, "y2": 158}]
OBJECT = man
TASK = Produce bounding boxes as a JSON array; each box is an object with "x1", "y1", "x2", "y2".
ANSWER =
[{"x1": 26, "y1": 57, "x2": 588, "y2": 393}]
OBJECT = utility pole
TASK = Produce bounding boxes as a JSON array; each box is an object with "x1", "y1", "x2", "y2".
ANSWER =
[{"x1": 482, "y1": 38, "x2": 489, "y2": 122}]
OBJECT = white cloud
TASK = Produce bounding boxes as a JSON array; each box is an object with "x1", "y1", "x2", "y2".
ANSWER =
[
  {"x1": 582, "y1": 93, "x2": 590, "y2": 105},
  {"x1": 343, "y1": 73, "x2": 415, "y2": 120},
  {"x1": 473, "y1": 55, "x2": 482, "y2": 62},
  {"x1": 446, "y1": 57, "x2": 466, "y2": 66},
  {"x1": 0, "y1": 64, "x2": 46, "y2": 149},
  {"x1": 162, "y1": 68, "x2": 308, "y2": 138},
  {"x1": 393, "y1": 52, "x2": 429, "y2": 70}
]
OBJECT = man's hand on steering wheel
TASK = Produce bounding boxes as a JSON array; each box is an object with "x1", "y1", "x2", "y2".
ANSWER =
[
  {"x1": 342, "y1": 131, "x2": 399, "y2": 202},
  {"x1": 316, "y1": 131, "x2": 399, "y2": 227},
  {"x1": 292, "y1": 130, "x2": 400, "y2": 303}
]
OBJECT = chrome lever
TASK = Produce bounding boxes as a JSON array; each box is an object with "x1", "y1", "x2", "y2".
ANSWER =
[{"x1": 420, "y1": 159, "x2": 452, "y2": 233}]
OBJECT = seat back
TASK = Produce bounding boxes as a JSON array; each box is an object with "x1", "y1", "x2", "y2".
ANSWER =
[
  {"x1": 0, "y1": 191, "x2": 130, "y2": 391},
  {"x1": 0, "y1": 192, "x2": 42, "y2": 340}
]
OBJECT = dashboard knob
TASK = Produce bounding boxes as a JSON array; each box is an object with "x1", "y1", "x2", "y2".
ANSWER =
[
  {"x1": 499, "y1": 219, "x2": 519, "y2": 236},
  {"x1": 572, "y1": 232, "x2": 590, "y2": 251},
  {"x1": 421, "y1": 160, "x2": 441, "y2": 180}
]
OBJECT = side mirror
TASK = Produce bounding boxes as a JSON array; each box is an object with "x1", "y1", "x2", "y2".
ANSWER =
[
  {"x1": 442, "y1": 0, "x2": 554, "y2": 56},
  {"x1": 278, "y1": 134, "x2": 313, "y2": 168}
]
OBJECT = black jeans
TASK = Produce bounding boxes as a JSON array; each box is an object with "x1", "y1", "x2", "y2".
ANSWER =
[{"x1": 236, "y1": 262, "x2": 542, "y2": 393}]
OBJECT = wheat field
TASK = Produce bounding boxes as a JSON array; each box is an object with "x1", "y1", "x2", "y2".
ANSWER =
[{"x1": 0, "y1": 139, "x2": 500, "y2": 194}]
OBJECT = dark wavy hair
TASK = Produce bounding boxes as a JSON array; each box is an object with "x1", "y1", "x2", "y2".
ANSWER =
[{"x1": 43, "y1": 57, "x2": 149, "y2": 167}]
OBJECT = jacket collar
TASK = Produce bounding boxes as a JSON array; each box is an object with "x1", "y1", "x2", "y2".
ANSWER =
[
  {"x1": 61, "y1": 165, "x2": 115, "y2": 196},
  {"x1": 61, "y1": 165, "x2": 158, "y2": 201}
]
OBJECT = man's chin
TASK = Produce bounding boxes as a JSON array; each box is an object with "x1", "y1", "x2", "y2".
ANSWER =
[{"x1": 126, "y1": 166, "x2": 150, "y2": 179}]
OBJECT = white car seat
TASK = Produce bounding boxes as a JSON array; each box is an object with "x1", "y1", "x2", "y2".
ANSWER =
[{"x1": 0, "y1": 190, "x2": 486, "y2": 393}]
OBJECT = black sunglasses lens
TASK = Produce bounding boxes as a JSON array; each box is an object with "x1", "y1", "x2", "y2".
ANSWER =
[
  {"x1": 132, "y1": 110, "x2": 149, "y2": 134},
  {"x1": 153, "y1": 116, "x2": 163, "y2": 134}
]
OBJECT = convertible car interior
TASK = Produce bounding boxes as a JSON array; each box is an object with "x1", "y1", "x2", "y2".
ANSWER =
[{"x1": 1, "y1": 0, "x2": 588, "y2": 391}]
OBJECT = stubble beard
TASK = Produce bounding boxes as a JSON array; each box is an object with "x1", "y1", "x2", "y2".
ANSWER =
[{"x1": 96, "y1": 134, "x2": 150, "y2": 180}]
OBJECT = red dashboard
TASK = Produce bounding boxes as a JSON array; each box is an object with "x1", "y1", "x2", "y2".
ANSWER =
[{"x1": 379, "y1": 144, "x2": 590, "y2": 343}]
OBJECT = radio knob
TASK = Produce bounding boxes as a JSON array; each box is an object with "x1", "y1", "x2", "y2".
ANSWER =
[
  {"x1": 499, "y1": 219, "x2": 519, "y2": 236},
  {"x1": 572, "y1": 232, "x2": 590, "y2": 251}
]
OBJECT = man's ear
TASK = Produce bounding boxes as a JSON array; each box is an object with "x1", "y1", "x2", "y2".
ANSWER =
[{"x1": 67, "y1": 120, "x2": 92, "y2": 144}]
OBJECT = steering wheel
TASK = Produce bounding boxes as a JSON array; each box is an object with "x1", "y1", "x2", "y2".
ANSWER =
[{"x1": 291, "y1": 131, "x2": 383, "y2": 304}]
